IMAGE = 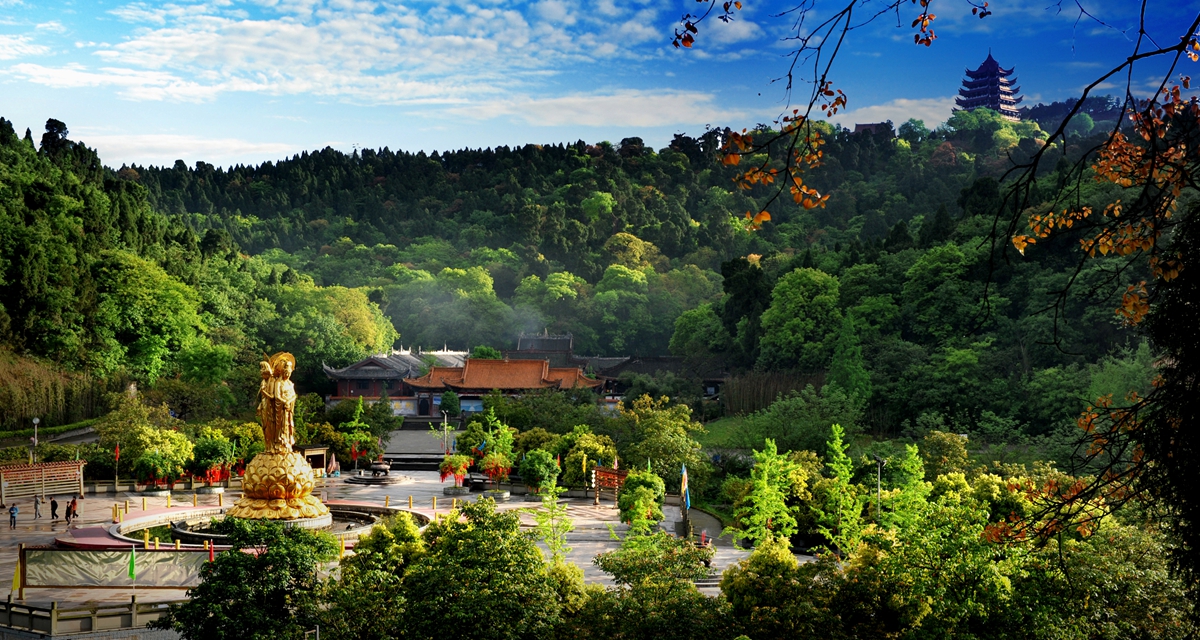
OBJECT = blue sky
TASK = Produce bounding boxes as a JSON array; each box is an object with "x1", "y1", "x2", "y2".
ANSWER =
[{"x1": 0, "y1": 0, "x2": 1192, "y2": 167}]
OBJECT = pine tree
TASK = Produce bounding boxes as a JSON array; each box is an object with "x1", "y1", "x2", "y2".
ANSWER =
[
  {"x1": 814, "y1": 423, "x2": 866, "y2": 557},
  {"x1": 884, "y1": 220, "x2": 914, "y2": 252},
  {"x1": 726, "y1": 438, "x2": 801, "y2": 547},
  {"x1": 919, "y1": 204, "x2": 954, "y2": 247}
]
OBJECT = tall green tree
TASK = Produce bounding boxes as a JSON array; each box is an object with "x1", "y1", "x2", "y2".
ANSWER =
[
  {"x1": 827, "y1": 315, "x2": 871, "y2": 401},
  {"x1": 152, "y1": 519, "x2": 337, "y2": 640},
  {"x1": 757, "y1": 268, "x2": 842, "y2": 370},
  {"x1": 727, "y1": 438, "x2": 803, "y2": 547},
  {"x1": 813, "y1": 423, "x2": 866, "y2": 556},
  {"x1": 402, "y1": 499, "x2": 561, "y2": 640},
  {"x1": 322, "y1": 513, "x2": 425, "y2": 640}
]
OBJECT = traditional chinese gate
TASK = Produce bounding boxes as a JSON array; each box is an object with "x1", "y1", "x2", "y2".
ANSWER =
[{"x1": 593, "y1": 466, "x2": 628, "y2": 506}]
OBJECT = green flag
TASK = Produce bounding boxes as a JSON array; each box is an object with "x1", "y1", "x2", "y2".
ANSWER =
[
  {"x1": 647, "y1": 458, "x2": 652, "y2": 472},
  {"x1": 128, "y1": 545, "x2": 136, "y2": 581}
]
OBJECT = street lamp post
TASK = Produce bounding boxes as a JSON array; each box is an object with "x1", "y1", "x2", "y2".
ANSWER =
[
  {"x1": 31, "y1": 417, "x2": 40, "y2": 463},
  {"x1": 441, "y1": 410, "x2": 450, "y2": 454}
]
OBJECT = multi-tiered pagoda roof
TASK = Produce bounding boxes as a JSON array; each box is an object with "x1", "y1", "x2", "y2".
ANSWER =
[{"x1": 955, "y1": 52, "x2": 1022, "y2": 121}]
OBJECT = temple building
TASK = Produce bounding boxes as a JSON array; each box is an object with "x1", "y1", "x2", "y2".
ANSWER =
[
  {"x1": 322, "y1": 347, "x2": 600, "y2": 418},
  {"x1": 955, "y1": 52, "x2": 1022, "y2": 121},
  {"x1": 322, "y1": 348, "x2": 467, "y2": 415},
  {"x1": 324, "y1": 332, "x2": 727, "y2": 418}
]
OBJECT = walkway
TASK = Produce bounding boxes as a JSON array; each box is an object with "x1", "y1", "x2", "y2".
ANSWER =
[{"x1": 0, "y1": 468, "x2": 752, "y2": 607}]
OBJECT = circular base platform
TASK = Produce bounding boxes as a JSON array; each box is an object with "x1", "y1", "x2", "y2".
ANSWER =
[
  {"x1": 483, "y1": 489, "x2": 511, "y2": 502},
  {"x1": 138, "y1": 490, "x2": 172, "y2": 497},
  {"x1": 443, "y1": 486, "x2": 470, "y2": 496},
  {"x1": 345, "y1": 474, "x2": 409, "y2": 486},
  {"x1": 277, "y1": 512, "x2": 334, "y2": 530},
  {"x1": 196, "y1": 486, "x2": 225, "y2": 494}
]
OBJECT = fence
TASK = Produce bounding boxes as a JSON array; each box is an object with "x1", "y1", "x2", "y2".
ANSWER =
[
  {"x1": 0, "y1": 461, "x2": 85, "y2": 504},
  {"x1": 722, "y1": 370, "x2": 826, "y2": 415},
  {"x1": 0, "y1": 595, "x2": 182, "y2": 636}
]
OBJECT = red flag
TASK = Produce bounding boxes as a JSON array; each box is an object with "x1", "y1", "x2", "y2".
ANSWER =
[
  {"x1": 114, "y1": 443, "x2": 120, "y2": 462},
  {"x1": 350, "y1": 443, "x2": 358, "y2": 461},
  {"x1": 209, "y1": 545, "x2": 215, "y2": 562},
  {"x1": 555, "y1": 454, "x2": 560, "y2": 468}
]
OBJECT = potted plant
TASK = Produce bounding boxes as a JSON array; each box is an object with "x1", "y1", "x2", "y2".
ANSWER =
[
  {"x1": 480, "y1": 452, "x2": 513, "y2": 501},
  {"x1": 518, "y1": 450, "x2": 559, "y2": 502},
  {"x1": 468, "y1": 409, "x2": 515, "y2": 501},
  {"x1": 440, "y1": 454, "x2": 472, "y2": 496}
]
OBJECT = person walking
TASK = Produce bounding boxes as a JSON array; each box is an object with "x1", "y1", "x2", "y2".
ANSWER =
[
  {"x1": 50, "y1": 496, "x2": 58, "y2": 521},
  {"x1": 33, "y1": 495, "x2": 41, "y2": 519},
  {"x1": 67, "y1": 497, "x2": 78, "y2": 526},
  {"x1": 8, "y1": 503, "x2": 17, "y2": 529}
]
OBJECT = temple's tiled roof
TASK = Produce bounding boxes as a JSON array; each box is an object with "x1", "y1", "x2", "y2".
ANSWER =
[
  {"x1": 406, "y1": 366, "x2": 474, "y2": 389},
  {"x1": 547, "y1": 367, "x2": 604, "y2": 389},
  {"x1": 403, "y1": 358, "x2": 600, "y2": 391},
  {"x1": 324, "y1": 350, "x2": 468, "y2": 380}
]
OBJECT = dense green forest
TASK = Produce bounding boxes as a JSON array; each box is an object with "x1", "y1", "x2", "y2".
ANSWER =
[
  {"x1": 1, "y1": 103, "x2": 1148, "y2": 447},
  {"x1": 3, "y1": 102, "x2": 1193, "y2": 638}
]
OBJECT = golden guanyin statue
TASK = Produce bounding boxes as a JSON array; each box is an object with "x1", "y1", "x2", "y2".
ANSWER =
[{"x1": 226, "y1": 352, "x2": 329, "y2": 521}]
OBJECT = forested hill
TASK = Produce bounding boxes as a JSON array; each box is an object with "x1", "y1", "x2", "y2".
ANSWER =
[{"x1": 2, "y1": 104, "x2": 1146, "y2": 439}]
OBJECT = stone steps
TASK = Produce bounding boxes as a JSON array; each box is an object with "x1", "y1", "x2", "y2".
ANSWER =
[{"x1": 384, "y1": 454, "x2": 442, "y2": 471}]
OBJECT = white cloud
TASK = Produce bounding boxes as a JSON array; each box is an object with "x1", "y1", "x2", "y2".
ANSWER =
[
  {"x1": 0, "y1": 34, "x2": 49, "y2": 60},
  {"x1": 1, "y1": 0, "x2": 694, "y2": 139},
  {"x1": 79, "y1": 133, "x2": 297, "y2": 167},
  {"x1": 705, "y1": 18, "x2": 763, "y2": 46},
  {"x1": 8, "y1": 63, "x2": 225, "y2": 100},
  {"x1": 533, "y1": 0, "x2": 576, "y2": 26},
  {"x1": 7, "y1": 0, "x2": 674, "y2": 106},
  {"x1": 452, "y1": 89, "x2": 745, "y2": 127},
  {"x1": 832, "y1": 96, "x2": 957, "y2": 128},
  {"x1": 35, "y1": 21, "x2": 67, "y2": 33}
]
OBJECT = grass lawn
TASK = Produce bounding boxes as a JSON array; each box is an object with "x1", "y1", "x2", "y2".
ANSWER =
[{"x1": 697, "y1": 415, "x2": 746, "y2": 448}]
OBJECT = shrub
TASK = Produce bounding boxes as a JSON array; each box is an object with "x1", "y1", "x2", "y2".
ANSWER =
[
  {"x1": 514, "y1": 427, "x2": 561, "y2": 455},
  {"x1": 192, "y1": 434, "x2": 236, "y2": 481},
  {"x1": 134, "y1": 450, "x2": 187, "y2": 485},
  {"x1": 518, "y1": 449, "x2": 559, "y2": 493},
  {"x1": 618, "y1": 470, "x2": 666, "y2": 527}
]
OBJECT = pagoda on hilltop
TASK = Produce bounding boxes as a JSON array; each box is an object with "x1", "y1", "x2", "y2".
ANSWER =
[{"x1": 955, "y1": 52, "x2": 1022, "y2": 121}]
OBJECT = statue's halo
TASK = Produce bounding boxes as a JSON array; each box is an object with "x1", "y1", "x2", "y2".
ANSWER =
[{"x1": 270, "y1": 351, "x2": 296, "y2": 370}]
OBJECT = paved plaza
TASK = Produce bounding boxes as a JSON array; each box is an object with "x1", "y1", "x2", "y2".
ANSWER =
[{"x1": 0, "y1": 429, "x2": 752, "y2": 609}]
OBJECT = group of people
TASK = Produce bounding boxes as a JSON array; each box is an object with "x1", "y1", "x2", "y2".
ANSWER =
[{"x1": 6, "y1": 495, "x2": 80, "y2": 529}]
